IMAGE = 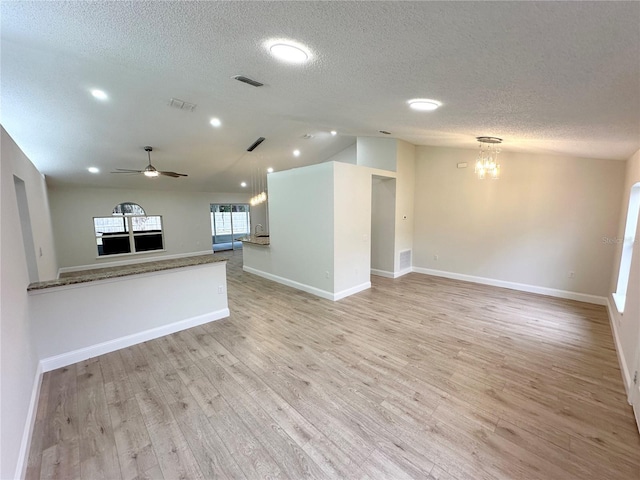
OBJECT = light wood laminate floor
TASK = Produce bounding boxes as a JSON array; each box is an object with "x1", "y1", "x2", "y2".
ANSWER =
[{"x1": 26, "y1": 253, "x2": 640, "y2": 479}]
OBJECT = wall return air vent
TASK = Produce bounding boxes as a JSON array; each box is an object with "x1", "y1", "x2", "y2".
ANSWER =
[{"x1": 399, "y1": 250, "x2": 412, "y2": 270}]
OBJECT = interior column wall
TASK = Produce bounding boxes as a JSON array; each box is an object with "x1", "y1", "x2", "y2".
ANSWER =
[
  {"x1": 333, "y1": 162, "x2": 373, "y2": 293},
  {"x1": 394, "y1": 140, "x2": 415, "y2": 273}
]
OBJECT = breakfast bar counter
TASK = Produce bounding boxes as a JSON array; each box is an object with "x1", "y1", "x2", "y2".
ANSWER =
[
  {"x1": 238, "y1": 235, "x2": 270, "y2": 246},
  {"x1": 28, "y1": 254, "x2": 226, "y2": 291}
]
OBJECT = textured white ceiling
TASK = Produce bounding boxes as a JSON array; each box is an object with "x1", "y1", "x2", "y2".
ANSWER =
[{"x1": 1, "y1": 1, "x2": 639, "y2": 192}]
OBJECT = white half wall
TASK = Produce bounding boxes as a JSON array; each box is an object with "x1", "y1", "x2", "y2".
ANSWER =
[
  {"x1": 413, "y1": 146, "x2": 625, "y2": 297},
  {"x1": 1, "y1": 127, "x2": 58, "y2": 480},
  {"x1": 48, "y1": 186, "x2": 249, "y2": 269},
  {"x1": 29, "y1": 262, "x2": 228, "y2": 366}
]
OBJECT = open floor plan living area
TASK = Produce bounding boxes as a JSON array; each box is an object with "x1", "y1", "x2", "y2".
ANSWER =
[{"x1": 2, "y1": 2, "x2": 639, "y2": 479}]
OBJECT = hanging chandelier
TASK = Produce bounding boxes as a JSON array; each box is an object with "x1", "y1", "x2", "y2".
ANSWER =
[{"x1": 475, "y1": 136, "x2": 502, "y2": 180}]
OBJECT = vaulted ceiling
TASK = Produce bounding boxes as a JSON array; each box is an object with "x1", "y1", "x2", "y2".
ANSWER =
[{"x1": 1, "y1": 1, "x2": 639, "y2": 192}]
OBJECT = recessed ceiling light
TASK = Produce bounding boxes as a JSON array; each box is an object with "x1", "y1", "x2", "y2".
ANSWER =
[
  {"x1": 267, "y1": 40, "x2": 310, "y2": 63},
  {"x1": 240, "y1": 182, "x2": 247, "y2": 187},
  {"x1": 407, "y1": 98, "x2": 441, "y2": 111},
  {"x1": 210, "y1": 117, "x2": 221, "y2": 127},
  {"x1": 330, "y1": 130, "x2": 337, "y2": 136},
  {"x1": 87, "y1": 167, "x2": 100, "y2": 174},
  {"x1": 293, "y1": 149, "x2": 301, "y2": 157},
  {"x1": 267, "y1": 167, "x2": 274, "y2": 173},
  {"x1": 90, "y1": 89, "x2": 108, "y2": 101}
]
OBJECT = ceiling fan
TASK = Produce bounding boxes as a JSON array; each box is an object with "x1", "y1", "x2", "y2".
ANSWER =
[{"x1": 112, "y1": 146, "x2": 188, "y2": 178}]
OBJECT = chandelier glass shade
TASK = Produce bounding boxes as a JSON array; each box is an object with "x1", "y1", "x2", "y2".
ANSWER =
[{"x1": 475, "y1": 136, "x2": 502, "y2": 180}]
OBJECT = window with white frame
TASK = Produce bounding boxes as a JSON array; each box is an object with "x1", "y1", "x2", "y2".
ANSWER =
[
  {"x1": 613, "y1": 183, "x2": 640, "y2": 312},
  {"x1": 94, "y1": 202, "x2": 164, "y2": 256}
]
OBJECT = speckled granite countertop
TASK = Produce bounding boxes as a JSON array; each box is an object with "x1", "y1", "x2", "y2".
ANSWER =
[
  {"x1": 238, "y1": 235, "x2": 270, "y2": 246},
  {"x1": 28, "y1": 254, "x2": 226, "y2": 291}
]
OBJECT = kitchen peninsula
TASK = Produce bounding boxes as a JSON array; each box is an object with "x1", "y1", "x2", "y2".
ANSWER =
[{"x1": 28, "y1": 254, "x2": 230, "y2": 371}]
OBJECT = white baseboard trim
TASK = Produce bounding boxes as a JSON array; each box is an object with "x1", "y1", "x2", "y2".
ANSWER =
[
  {"x1": 411, "y1": 267, "x2": 607, "y2": 306},
  {"x1": 39, "y1": 308, "x2": 230, "y2": 372},
  {"x1": 371, "y1": 268, "x2": 412, "y2": 279},
  {"x1": 244, "y1": 266, "x2": 335, "y2": 301},
  {"x1": 395, "y1": 268, "x2": 412, "y2": 278},
  {"x1": 606, "y1": 297, "x2": 632, "y2": 401},
  {"x1": 244, "y1": 266, "x2": 370, "y2": 301},
  {"x1": 57, "y1": 250, "x2": 213, "y2": 277},
  {"x1": 15, "y1": 362, "x2": 43, "y2": 480},
  {"x1": 371, "y1": 268, "x2": 395, "y2": 278},
  {"x1": 334, "y1": 282, "x2": 371, "y2": 301}
]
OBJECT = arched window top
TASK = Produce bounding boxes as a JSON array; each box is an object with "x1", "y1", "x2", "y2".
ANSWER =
[{"x1": 112, "y1": 202, "x2": 145, "y2": 216}]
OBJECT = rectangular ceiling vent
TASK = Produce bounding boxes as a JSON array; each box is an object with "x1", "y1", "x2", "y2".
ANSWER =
[
  {"x1": 168, "y1": 98, "x2": 196, "y2": 112},
  {"x1": 399, "y1": 250, "x2": 412, "y2": 270},
  {"x1": 247, "y1": 137, "x2": 266, "y2": 152},
  {"x1": 233, "y1": 75, "x2": 264, "y2": 87}
]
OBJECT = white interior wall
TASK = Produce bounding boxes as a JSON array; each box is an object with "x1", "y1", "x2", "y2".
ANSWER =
[
  {"x1": 371, "y1": 177, "x2": 396, "y2": 273},
  {"x1": 48, "y1": 186, "x2": 249, "y2": 269},
  {"x1": 413, "y1": 146, "x2": 625, "y2": 297},
  {"x1": 394, "y1": 140, "x2": 416, "y2": 273},
  {"x1": 250, "y1": 201, "x2": 268, "y2": 233},
  {"x1": 333, "y1": 162, "x2": 372, "y2": 294},
  {"x1": 1, "y1": 127, "x2": 58, "y2": 479},
  {"x1": 608, "y1": 147, "x2": 640, "y2": 394},
  {"x1": 244, "y1": 161, "x2": 395, "y2": 299},
  {"x1": 259, "y1": 162, "x2": 336, "y2": 293},
  {"x1": 357, "y1": 137, "x2": 398, "y2": 171},
  {"x1": 326, "y1": 142, "x2": 357, "y2": 165}
]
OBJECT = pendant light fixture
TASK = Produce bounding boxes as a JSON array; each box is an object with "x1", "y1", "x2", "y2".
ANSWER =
[{"x1": 475, "y1": 137, "x2": 502, "y2": 180}]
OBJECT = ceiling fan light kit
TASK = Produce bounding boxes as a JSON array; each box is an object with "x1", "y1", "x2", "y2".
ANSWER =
[{"x1": 112, "y1": 146, "x2": 188, "y2": 178}]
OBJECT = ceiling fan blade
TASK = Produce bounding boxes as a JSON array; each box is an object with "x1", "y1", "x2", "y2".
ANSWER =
[
  {"x1": 112, "y1": 168, "x2": 143, "y2": 173},
  {"x1": 158, "y1": 171, "x2": 188, "y2": 178}
]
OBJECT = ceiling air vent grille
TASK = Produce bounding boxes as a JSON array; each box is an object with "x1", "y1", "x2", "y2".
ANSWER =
[
  {"x1": 168, "y1": 98, "x2": 196, "y2": 112},
  {"x1": 233, "y1": 75, "x2": 264, "y2": 87},
  {"x1": 247, "y1": 137, "x2": 266, "y2": 152}
]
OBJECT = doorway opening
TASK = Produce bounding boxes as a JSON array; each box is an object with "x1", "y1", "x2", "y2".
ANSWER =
[{"x1": 210, "y1": 204, "x2": 250, "y2": 252}]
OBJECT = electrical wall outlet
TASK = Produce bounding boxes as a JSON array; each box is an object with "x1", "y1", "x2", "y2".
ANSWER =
[
  {"x1": 568, "y1": 271, "x2": 575, "y2": 279},
  {"x1": 433, "y1": 254, "x2": 439, "y2": 261},
  {"x1": 218, "y1": 285, "x2": 224, "y2": 294}
]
